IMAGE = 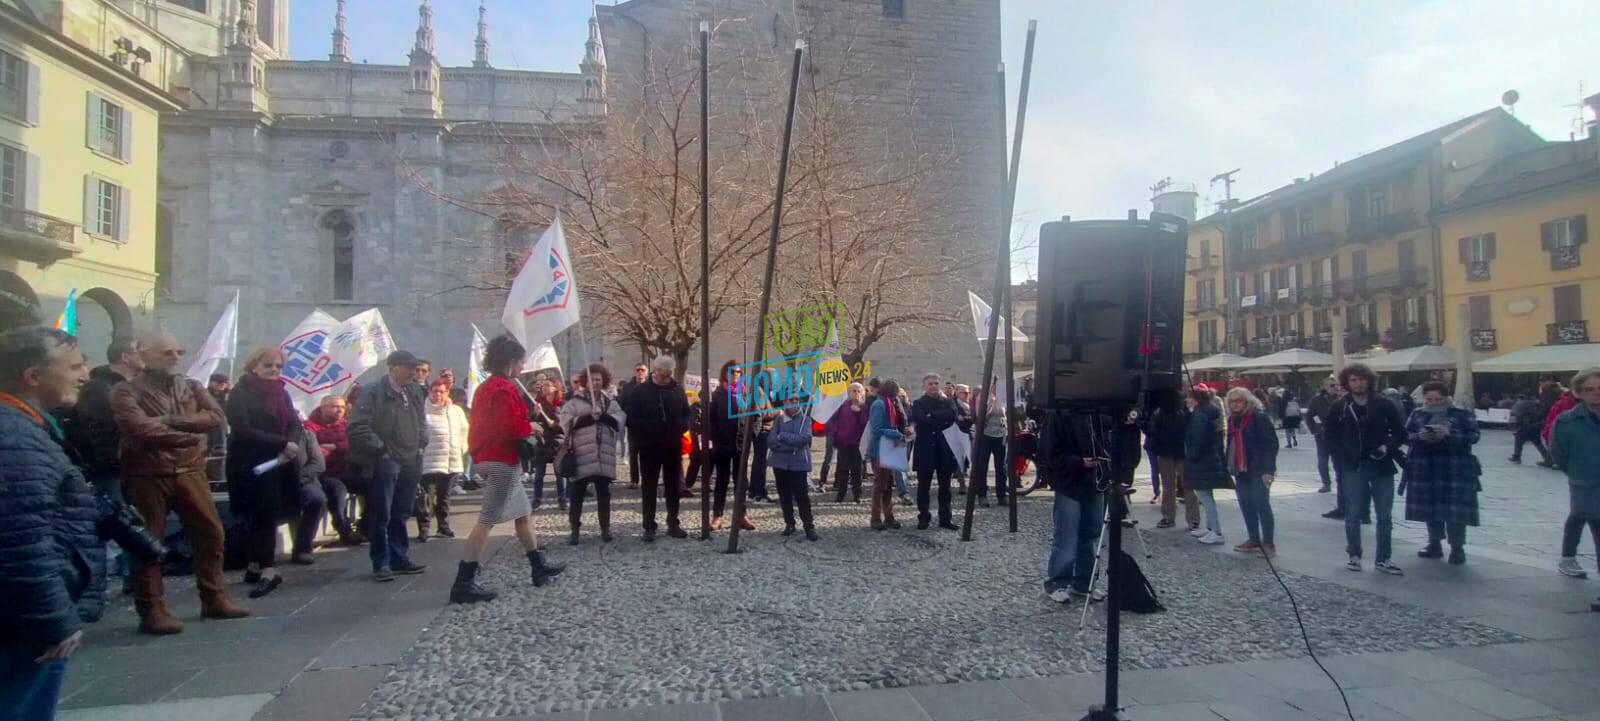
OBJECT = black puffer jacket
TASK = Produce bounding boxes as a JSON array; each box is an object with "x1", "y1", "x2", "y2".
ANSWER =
[
  {"x1": 70, "y1": 365, "x2": 129, "y2": 477},
  {"x1": 1039, "y1": 410, "x2": 1097, "y2": 500},
  {"x1": 1144, "y1": 405, "x2": 1188, "y2": 460},
  {"x1": 626, "y1": 377, "x2": 690, "y2": 449},
  {"x1": 1183, "y1": 402, "x2": 1232, "y2": 491},
  {"x1": 0, "y1": 402, "x2": 106, "y2": 655}
]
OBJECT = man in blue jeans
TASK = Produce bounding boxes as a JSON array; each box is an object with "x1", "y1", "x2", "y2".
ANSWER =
[
  {"x1": 1039, "y1": 409, "x2": 1105, "y2": 604},
  {"x1": 1324, "y1": 363, "x2": 1408, "y2": 575},
  {"x1": 348, "y1": 351, "x2": 430, "y2": 582}
]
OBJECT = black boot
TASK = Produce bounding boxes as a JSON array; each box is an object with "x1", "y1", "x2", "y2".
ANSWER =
[
  {"x1": 568, "y1": 528, "x2": 581, "y2": 546},
  {"x1": 436, "y1": 522, "x2": 455, "y2": 539},
  {"x1": 449, "y1": 561, "x2": 497, "y2": 604},
  {"x1": 528, "y1": 551, "x2": 566, "y2": 587},
  {"x1": 416, "y1": 520, "x2": 430, "y2": 543},
  {"x1": 1417, "y1": 541, "x2": 1443, "y2": 559},
  {"x1": 601, "y1": 525, "x2": 614, "y2": 543}
]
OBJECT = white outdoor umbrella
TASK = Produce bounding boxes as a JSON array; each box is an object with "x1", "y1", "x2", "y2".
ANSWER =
[
  {"x1": 1232, "y1": 348, "x2": 1336, "y2": 371},
  {"x1": 1363, "y1": 345, "x2": 1458, "y2": 374},
  {"x1": 1473, "y1": 343, "x2": 1600, "y2": 373},
  {"x1": 1185, "y1": 353, "x2": 1250, "y2": 372}
]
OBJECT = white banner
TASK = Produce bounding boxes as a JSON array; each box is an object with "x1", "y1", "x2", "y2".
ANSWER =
[
  {"x1": 528, "y1": 338, "x2": 562, "y2": 375},
  {"x1": 502, "y1": 216, "x2": 581, "y2": 352},
  {"x1": 809, "y1": 324, "x2": 849, "y2": 424},
  {"x1": 277, "y1": 310, "x2": 349, "y2": 417},
  {"x1": 968, "y1": 290, "x2": 1030, "y2": 343},
  {"x1": 467, "y1": 323, "x2": 489, "y2": 401},
  {"x1": 683, "y1": 373, "x2": 721, "y2": 394},
  {"x1": 186, "y1": 289, "x2": 239, "y2": 382},
  {"x1": 328, "y1": 308, "x2": 397, "y2": 373}
]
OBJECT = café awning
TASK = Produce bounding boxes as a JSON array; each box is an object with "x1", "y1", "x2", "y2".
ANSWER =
[
  {"x1": 1364, "y1": 345, "x2": 1458, "y2": 373},
  {"x1": 1472, "y1": 343, "x2": 1600, "y2": 373}
]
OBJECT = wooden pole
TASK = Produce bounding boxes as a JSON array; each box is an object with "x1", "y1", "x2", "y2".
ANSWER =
[
  {"x1": 698, "y1": 21, "x2": 713, "y2": 541},
  {"x1": 728, "y1": 40, "x2": 805, "y2": 554}
]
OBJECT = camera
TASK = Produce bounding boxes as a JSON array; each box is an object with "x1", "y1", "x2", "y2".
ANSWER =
[{"x1": 96, "y1": 493, "x2": 165, "y2": 563}]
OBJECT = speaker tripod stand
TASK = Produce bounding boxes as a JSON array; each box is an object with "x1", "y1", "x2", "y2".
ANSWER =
[{"x1": 1078, "y1": 486, "x2": 1152, "y2": 631}]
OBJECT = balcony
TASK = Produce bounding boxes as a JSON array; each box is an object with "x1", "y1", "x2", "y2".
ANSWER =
[
  {"x1": 0, "y1": 207, "x2": 80, "y2": 265},
  {"x1": 1470, "y1": 328, "x2": 1498, "y2": 352},
  {"x1": 1272, "y1": 286, "x2": 1297, "y2": 308},
  {"x1": 1346, "y1": 210, "x2": 1416, "y2": 244},
  {"x1": 1384, "y1": 324, "x2": 1433, "y2": 349},
  {"x1": 1237, "y1": 294, "x2": 1264, "y2": 314},
  {"x1": 1186, "y1": 254, "x2": 1219, "y2": 275},
  {"x1": 1187, "y1": 294, "x2": 1218, "y2": 315},
  {"x1": 1466, "y1": 261, "x2": 1491, "y2": 282},
  {"x1": 1302, "y1": 268, "x2": 1429, "y2": 304},
  {"x1": 1550, "y1": 245, "x2": 1581, "y2": 271},
  {"x1": 1547, "y1": 320, "x2": 1589, "y2": 345}
]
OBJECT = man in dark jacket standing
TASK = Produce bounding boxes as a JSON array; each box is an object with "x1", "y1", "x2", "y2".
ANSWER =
[
  {"x1": 71, "y1": 338, "x2": 142, "y2": 499},
  {"x1": 348, "y1": 351, "x2": 430, "y2": 582},
  {"x1": 0, "y1": 327, "x2": 101, "y2": 720},
  {"x1": 620, "y1": 362, "x2": 649, "y2": 488},
  {"x1": 1324, "y1": 363, "x2": 1408, "y2": 575},
  {"x1": 1306, "y1": 377, "x2": 1345, "y2": 515},
  {"x1": 1146, "y1": 402, "x2": 1194, "y2": 529},
  {"x1": 911, "y1": 373, "x2": 962, "y2": 531},
  {"x1": 1510, "y1": 393, "x2": 1552, "y2": 467},
  {"x1": 1039, "y1": 409, "x2": 1103, "y2": 604},
  {"x1": 626, "y1": 357, "x2": 691, "y2": 541},
  {"x1": 111, "y1": 331, "x2": 250, "y2": 634}
]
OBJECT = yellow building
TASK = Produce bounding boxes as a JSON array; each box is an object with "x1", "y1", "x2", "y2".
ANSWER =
[
  {"x1": 1438, "y1": 136, "x2": 1600, "y2": 359},
  {"x1": 1183, "y1": 108, "x2": 1542, "y2": 361},
  {"x1": 0, "y1": 0, "x2": 181, "y2": 353}
]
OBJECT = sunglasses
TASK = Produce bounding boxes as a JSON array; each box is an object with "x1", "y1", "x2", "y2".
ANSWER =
[{"x1": 260, "y1": 362, "x2": 282, "y2": 369}]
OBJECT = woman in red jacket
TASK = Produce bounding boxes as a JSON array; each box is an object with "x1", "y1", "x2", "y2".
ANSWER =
[{"x1": 450, "y1": 334, "x2": 566, "y2": 604}]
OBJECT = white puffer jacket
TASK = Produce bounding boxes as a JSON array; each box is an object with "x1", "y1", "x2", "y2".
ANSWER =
[{"x1": 422, "y1": 400, "x2": 469, "y2": 475}]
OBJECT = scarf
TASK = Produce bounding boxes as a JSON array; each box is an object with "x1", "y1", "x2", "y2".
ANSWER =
[
  {"x1": 1228, "y1": 412, "x2": 1249, "y2": 473},
  {"x1": 244, "y1": 374, "x2": 293, "y2": 433},
  {"x1": 883, "y1": 396, "x2": 901, "y2": 430}
]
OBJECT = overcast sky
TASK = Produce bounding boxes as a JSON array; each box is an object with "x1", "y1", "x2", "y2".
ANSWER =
[{"x1": 290, "y1": 1, "x2": 1600, "y2": 279}]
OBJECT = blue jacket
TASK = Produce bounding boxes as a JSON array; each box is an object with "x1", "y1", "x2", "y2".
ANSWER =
[
  {"x1": 767, "y1": 410, "x2": 813, "y2": 472},
  {"x1": 862, "y1": 396, "x2": 907, "y2": 462},
  {"x1": 1551, "y1": 403, "x2": 1600, "y2": 488},
  {"x1": 0, "y1": 401, "x2": 106, "y2": 655}
]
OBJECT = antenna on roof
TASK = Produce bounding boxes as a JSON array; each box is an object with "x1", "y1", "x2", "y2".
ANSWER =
[{"x1": 1501, "y1": 89, "x2": 1519, "y2": 116}]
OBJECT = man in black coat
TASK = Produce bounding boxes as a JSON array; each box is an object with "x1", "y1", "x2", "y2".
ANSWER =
[
  {"x1": 620, "y1": 362, "x2": 649, "y2": 488},
  {"x1": 625, "y1": 357, "x2": 691, "y2": 540},
  {"x1": 1324, "y1": 363, "x2": 1407, "y2": 575},
  {"x1": 1038, "y1": 409, "x2": 1104, "y2": 604},
  {"x1": 1510, "y1": 393, "x2": 1552, "y2": 467},
  {"x1": 0, "y1": 327, "x2": 101, "y2": 719},
  {"x1": 70, "y1": 338, "x2": 142, "y2": 500},
  {"x1": 911, "y1": 373, "x2": 961, "y2": 531},
  {"x1": 1306, "y1": 376, "x2": 1348, "y2": 515}
]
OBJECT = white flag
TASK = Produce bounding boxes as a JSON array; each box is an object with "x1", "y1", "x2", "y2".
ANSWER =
[
  {"x1": 968, "y1": 290, "x2": 1030, "y2": 343},
  {"x1": 527, "y1": 338, "x2": 562, "y2": 375},
  {"x1": 467, "y1": 324, "x2": 489, "y2": 401},
  {"x1": 502, "y1": 216, "x2": 581, "y2": 351},
  {"x1": 328, "y1": 308, "x2": 397, "y2": 373},
  {"x1": 277, "y1": 310, "x2": 350, "y2": 416},
  {"x1": 186, "y1": 289, "x2": 239, "y2": 382},
  {"x1": 809, "y1": 324, "x2": 849, "y2": 424}
]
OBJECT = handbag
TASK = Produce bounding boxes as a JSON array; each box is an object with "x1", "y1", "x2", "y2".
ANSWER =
[{"x1": 877, "y1": 437, "x2": 909, "y2": 472}]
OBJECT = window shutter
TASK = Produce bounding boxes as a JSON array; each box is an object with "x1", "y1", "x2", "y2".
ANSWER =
[
  {"x1": 1540, "y1": 221, "x2": 1553, "y2": 250},
  {"x1": 24, "y1": 61, "x2": 39, "y2": 126},
  {"x1": 84, "y1": 92, "x2": 98, "y2": 150},
  {"x1": 1575, "y1": 216, "x2": 1588, "y2": 247},
  {"x1": 1457, "y1": 237, "x2": 1469, "y2": 264},
  {"x1": 1485, "y1": 233, "x2": 1496, "y2": 260},
  {"x1": 82, "y1": 175, "x2": 95, "y2": 233},
  {"x1": 22, "y1": 151, "x2": 38, "y2": 211},
  {"x1": 119, "y1": 108, "x2": 133, "y2": 162},
  {"x1": 116, "y1": 185, "x2": 129, "y2": 241}
]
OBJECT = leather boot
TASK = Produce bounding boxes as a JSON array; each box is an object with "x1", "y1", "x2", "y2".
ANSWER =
[
  {"x1": 528, "y1": 550, "x2": 566, "y2": 587},
  {"x1": 449, "y1": 561, "x2": 497, "y2": 604},
  {"x1": 139, "y1": 600, "x2": 184, "y2": 635},
  {"x1": 200, "y1": 594, "x2": 252, "y2": 620}
]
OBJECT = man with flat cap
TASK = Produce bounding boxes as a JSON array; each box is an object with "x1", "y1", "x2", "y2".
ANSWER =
[{"x1": 348, "y1": 350, "x2": 430, "y2": 582}]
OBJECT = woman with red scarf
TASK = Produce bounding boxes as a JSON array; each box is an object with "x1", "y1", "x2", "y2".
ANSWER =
[
  {"x1": 1224, "y1": 387, "x2": 1280, "y2": 557},
  {"x1": 225, "y1": 347, "x2": 305, "y2": 599}
]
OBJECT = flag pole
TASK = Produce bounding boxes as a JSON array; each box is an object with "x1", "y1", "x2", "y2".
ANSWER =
[
  {"x1": 698, "y1": 20, "x2": 714, "y2": 541},
  {"x1": 1003, "y1": 23, "x2": 1036, "y2": 535},
  {"x1": 728, "y1": 39, "x2": 805, "y2": 555}
]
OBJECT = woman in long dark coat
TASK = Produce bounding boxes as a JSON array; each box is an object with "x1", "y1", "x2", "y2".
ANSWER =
[
  {"x1": 1183, "y1": 387, "x2": 1231, "y2": 546},
  {"x1": 1403, "y1": 380, "x2": 1481, "y2": 565},
  {"x1": 226, "y1": 346, "x2": 305, "y2": 599}
]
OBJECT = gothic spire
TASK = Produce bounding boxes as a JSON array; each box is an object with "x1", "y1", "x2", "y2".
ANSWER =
[
  {"x1": 330, "y1": 0, "x2": 350, "y2": 62},
  {"x1": 583, "y1": 3, "x2": 606, "y2": 70},
  {"x1": 473, "y1": 0, "x2": 490, "y2": 68},
  {"x1": 413, "y1": 0, "x2": 435, "y2": 58}
]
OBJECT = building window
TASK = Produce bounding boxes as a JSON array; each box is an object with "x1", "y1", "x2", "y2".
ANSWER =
[
  {"x1": 0, "y1": 49, "x2": 28, "y2": 122},
  {"x1": 164, "y1": 0, "x2": 207, "y2": 11},
  {"x1": 1542, "y1": 216, "x2": 1587, "y2": 271},
  {"x1": 322, "y1": 211, "x2": 356, "y2": 301},
  {"x1": 1313, "y1": 309, "x2": 1330, "y2": 335},
  {"x1": 882, "y1": 0, "x2": 904, "y2": 18},
  {"x1": 1468, "y1": 295, "x2": 1491, "y2": 330},
  {"x1": 1366, "y1": 185, "x2": 1388, "y2": 217},
  {"x1": 1226, "y1": 276, "x2": 1242, "y2": 300},
  {"x1": 87, "y1": 94, "x2": 127, "y2": 160},
  {"x1": 84, "y1": 178, "x2": 124, "y2": 239},
  {"x1": 1198, "y1": 320, "x2": 1217, "y2": 352},
  {"x1": 1242, "y1": 222, "x2": 1258, "y2": 251},
  {"x1": 1554, "y1": 284, "x2": 1582, "y2": 323},
  {"x1": 0, "y1": 144, "x2": 20, "y2": 208},
  {"x1": 1296, "y1": 206, "x2": 1313, "y2": 237}
]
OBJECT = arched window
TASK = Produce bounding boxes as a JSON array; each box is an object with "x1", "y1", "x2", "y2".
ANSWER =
[
  {"x1": 494, "y1": 215, "x2": 541, "y2": 285},
  {"x1": 322, "y1": 210, "x2": 355, "y2": 300},
  {"x1": 155, "y1": 206, "x2": 174, "y2": 298}
]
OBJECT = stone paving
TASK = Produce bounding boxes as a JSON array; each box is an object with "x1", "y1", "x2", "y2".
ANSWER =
[{"x1": 55, "y1": 430, "x2": 1600, "y2": 721}]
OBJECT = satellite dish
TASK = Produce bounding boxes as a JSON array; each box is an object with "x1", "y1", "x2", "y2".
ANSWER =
[{"x1": 1501, "y1": 89, "x2": 1520, "y2": 108}]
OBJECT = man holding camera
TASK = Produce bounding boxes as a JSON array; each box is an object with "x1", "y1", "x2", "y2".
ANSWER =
[
  {"x1": 1325, "y1": 363, "x2": 1408, "y2": 575},
  {"x1": 0, "y1": 327, "x2": 103, "y2": 719},
  {"x1": 111, "y1": 331, "x2": 251, "y2": 634}
]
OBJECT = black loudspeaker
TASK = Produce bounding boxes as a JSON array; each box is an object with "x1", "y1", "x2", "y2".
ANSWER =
[{"x1": 1032, "y1": 212, "x2": 1186, "y2": 413}]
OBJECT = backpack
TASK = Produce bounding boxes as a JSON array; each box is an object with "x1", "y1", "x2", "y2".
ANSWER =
[{"x1": 1114, "y1": 551, "x2": 1165, "y2": 613}]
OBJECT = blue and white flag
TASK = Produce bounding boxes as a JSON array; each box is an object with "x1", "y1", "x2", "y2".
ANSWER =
[{"x1": 502, "y1": 216, "x2": 581, "y2": 351}]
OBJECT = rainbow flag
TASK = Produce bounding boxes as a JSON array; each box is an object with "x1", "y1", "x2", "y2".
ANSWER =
[{"x1": 53, "y1": 289, "x2": 77, "y2": 336}]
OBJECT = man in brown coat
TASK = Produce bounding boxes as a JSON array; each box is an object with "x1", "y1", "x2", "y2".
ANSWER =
[{"x1": 110, "y1": 331, "x2": 249, "y2": 634}]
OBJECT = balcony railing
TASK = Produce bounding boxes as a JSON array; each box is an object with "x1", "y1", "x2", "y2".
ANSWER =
[
  {"x1": 1547, "y1": 320, "x2": 1589, "y2": 345},
  {"x1": 1384, "y1": 325, "x2": 1433, "y2": 349},
  {"x1": 0, "y1": 206, "x2": 79, "y2": 265},
  {"x1": 1550, "y1": 245, "x2": 1581, "y2": 271},
  {"x1": 1301, "y1": 268, "x2": 1429, "y2": 304},
  {"x1": 1470, "y1": 328, "x2": 1498, "y2": 352},
  {"x1": 1187, "y1": 295, "x2": 1218, "y2": 314},
  {"x1": 1347, "y1": 210, "x2": 1416, "y2": 244},
  {"x1": 1186, "y1": 254, "x2": 1219, "y2": 274},
  {"x1": 1467, "y1": 261, "x2": 1491, "y2": 282}
]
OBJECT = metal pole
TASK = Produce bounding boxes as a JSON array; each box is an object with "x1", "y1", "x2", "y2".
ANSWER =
[
  {"x1": 728, "y1": 40, "x2": 805, "y2": 554},
  {"x1": 698, "y1": 22, "x2": 713, "y2": 541}
]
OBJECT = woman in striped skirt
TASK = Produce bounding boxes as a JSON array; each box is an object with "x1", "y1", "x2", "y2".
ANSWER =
[{"x1": 450, "y1": 334, "x2": 566, "y2": 604}]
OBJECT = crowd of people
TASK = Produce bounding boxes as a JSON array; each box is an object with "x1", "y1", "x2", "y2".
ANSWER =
[{"x1": 5, "y1": 319, "x2": 1600, "y2": 718}]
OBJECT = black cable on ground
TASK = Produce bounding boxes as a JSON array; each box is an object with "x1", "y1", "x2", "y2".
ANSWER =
[{"x1": 1260, "y1": 537, "x2": 1356, "y2": 720}]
